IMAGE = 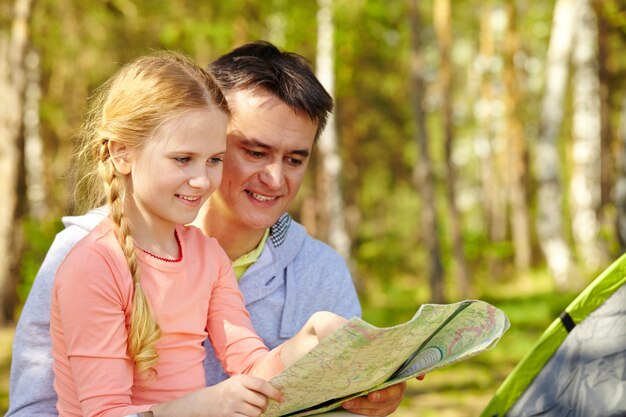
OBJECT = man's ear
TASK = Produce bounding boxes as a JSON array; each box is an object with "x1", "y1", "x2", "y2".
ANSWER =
[{"x1": 107, "y1": 141, "x2": 132, "y2": 175}]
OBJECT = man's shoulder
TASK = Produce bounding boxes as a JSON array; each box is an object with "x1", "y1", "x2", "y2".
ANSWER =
[
  {"x1": 272, "y1": 216, "x2": 340, "y2": 256},
  {"x1": 61, "y1": 206, "x2": 107, "y2": 230},
  {"x1": 274, "y1": 216, "x2": 348, "y2": 272},
  {"x1": 293, "y1": 220, "x2": 344, "y2": 258}
]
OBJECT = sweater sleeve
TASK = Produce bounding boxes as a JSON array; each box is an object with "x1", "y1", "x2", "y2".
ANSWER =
[
  {"x1": 279, "y1": 236, "x2": 361, "y2": 341},
  {"x1": 52, "y1": 244, "x2": 153, "y2": 417},
  {"x1": 205, "y1": 246, "x2": 284, "y2": 380},
  {"x1": 7, "y1": 226, "x2": 87, "y2": 417},
  {"x1": 8, "y1": 209, "x2": 107, "y2": 417}
]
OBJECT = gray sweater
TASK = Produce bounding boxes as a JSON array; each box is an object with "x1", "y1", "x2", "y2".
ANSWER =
[{"x1": 7, "y1": 210, "x2": 361, "y2": 416}]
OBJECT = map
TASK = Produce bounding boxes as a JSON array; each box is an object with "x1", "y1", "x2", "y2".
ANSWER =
[{"x1": 262, "y1": 300, "x2": 510, "y2": 417}]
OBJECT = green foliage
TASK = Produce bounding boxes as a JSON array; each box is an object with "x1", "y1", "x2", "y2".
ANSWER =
[
  {"x1": 464, "y1": 230, "x2": 515, "y2": 268},
  {"x1": 17, "y1": 217, "x2": 64, "y2": 304},
  {"x1": 356, "y1": 181, "x2": 424, "y2": 280}
]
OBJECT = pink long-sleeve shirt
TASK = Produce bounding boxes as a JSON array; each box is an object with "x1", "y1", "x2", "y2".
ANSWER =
[{"x1": 50, "y1": 218, "x2": 283, "y2": 417}]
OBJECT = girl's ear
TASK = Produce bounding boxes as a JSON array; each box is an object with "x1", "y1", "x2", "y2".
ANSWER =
[{"x1": 107, "y1": 141, "x2": 132, "y2": 175}]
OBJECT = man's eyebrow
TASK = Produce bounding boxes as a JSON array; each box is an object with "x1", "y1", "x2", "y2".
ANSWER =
[
  {"x1": 241, "y1": 139, "x2": 310, "y2": 158},
  {"x1": 241, "y1": 139, "x2": 272, "y2": 150},
  {"x1": 291, "y1": 149, "x2": 311, "y2": 158}
]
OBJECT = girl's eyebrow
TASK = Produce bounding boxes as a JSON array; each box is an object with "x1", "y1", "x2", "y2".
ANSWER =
[
  {"x1": 167, "y1": 150, "x2": 199, "y2": 156},
  {"x1": 167, "y1": 150, "x2": 226, "y2": 157}
]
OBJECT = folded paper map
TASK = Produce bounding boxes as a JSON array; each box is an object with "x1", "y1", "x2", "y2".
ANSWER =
[{"x1": 263, "y1": 300, "x2": 510, "y2": 417}]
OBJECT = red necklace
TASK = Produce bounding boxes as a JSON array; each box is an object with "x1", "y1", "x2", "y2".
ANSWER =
[{"x1": 140, "y1": 231, "x2": 183, "y2": 263}]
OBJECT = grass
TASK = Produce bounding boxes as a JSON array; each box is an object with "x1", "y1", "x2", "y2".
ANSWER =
[
  {"x1": 1, "y1": 326, "x2": 13, "y2": 413},
  {"x1": 361, "y1": 285, "x2": 578, "y2": 417},
  {"x1": 0, "y1": 285, "x2": 578, "y2": 416}
]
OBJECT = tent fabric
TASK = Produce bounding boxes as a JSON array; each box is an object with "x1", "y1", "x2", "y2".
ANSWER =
[{"x1": 481, "y1": 253, "x2": 626, "y2": 417}]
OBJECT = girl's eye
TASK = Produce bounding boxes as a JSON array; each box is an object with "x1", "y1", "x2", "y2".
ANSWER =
[
  {"x1": 175, "y1": 157, "x2": 191, "y2": 164},
  {"x1": 208, "y1": 157, "x2": 223, "y2": 166}
]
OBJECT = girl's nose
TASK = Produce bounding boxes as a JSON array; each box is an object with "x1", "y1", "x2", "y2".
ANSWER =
[{"x1": 188, "y1": 169, "x2": 212, "y2": 190}]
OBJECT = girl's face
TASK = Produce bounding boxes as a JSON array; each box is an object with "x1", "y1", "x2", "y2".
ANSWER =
[{"x1": 124, "y1": 108, "x2": 228, "y2": 231}]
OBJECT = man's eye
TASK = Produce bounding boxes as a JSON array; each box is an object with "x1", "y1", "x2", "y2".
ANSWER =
[
  {"x1": 287, "y1": 157, "x2": 304, "y2": 166},
  {"x1": 247, "y1": 150, "x2": 265, "y2": 158}
]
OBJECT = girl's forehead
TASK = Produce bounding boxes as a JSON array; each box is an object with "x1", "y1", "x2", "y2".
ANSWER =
[{"x1": 142, "y1": 108, "x2": 227, "y2": 152}]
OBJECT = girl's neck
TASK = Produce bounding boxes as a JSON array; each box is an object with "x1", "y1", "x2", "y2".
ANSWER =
[
  {"x1": 121, "y1": 203, "x2": 180, "y2": 260},
  {"x1": 140, "y1": 230, "x2": 182, "y2": 262}
]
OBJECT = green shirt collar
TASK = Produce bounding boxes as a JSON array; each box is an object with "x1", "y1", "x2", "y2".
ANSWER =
[{"x1": 232, "y1": 228, "x2": 270, "y2": 280}]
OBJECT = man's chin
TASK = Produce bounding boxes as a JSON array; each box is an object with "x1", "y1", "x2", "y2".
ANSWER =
[{"x1": 241, "y1": 213, "x2": 282, "y2": 231}]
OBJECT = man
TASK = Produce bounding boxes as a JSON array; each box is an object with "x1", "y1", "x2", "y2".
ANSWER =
[{"x1": 8, "y1": 41, "x2": 407, "y2": 416}]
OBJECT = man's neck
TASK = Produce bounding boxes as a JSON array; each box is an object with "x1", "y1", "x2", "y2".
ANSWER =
[{"x1": 193, "y1": 203, "x2": 267, "y2": 261}]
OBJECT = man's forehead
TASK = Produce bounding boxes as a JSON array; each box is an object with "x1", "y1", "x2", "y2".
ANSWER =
[{"x1": 227, "y1": 88, "x2": 282, "y2": 114}]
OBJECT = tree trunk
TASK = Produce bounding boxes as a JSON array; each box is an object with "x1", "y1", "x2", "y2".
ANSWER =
[
  {"x1": 478, "y1": 6, "x2": 507, "y2": 278},
  {"x1": 24, "y1": 48, "x2": 47, "y2": 220},
  {"x1": 0, "y1": 0, "x2": 33, "y2": 324},
  {"x1": 434, "y1": 0, "x2": 470, "y2": 298},
  {"x1": 615, "y1": 97, "x2": 626, "y2": 250},
  {"x1": 503, "y1": 1, "x2": 532, "y2": 272},
  {"x1": 316, "y1": 0, "x2": 351, "y2": 261},
  {"x1": 535, "y1": 0, "x2": 577, "y2": 289},
  {"x1": 591, "y1": 0, "x2": 613, "y2": 216},
  {"x1": 409, "y1": 0, "x2": 444, "y2": 303},
  {"x1": 570, "y1": 0, "x2": 605, "y2": 272}
]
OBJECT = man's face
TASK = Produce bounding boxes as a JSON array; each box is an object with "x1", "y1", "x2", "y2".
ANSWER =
[{"x1": 211, "y1": 88, "x2": 318, "y2": 231}]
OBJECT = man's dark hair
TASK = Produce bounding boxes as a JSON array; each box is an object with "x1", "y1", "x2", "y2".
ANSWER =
[{"x1": 209, "y1": 40, "x2": 333, "y2": 140}]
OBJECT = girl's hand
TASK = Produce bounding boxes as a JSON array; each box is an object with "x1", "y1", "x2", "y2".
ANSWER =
[
  {"x1": 150, "y1": 374, "x2": 283, "y2": 417},
  {"x1": 210, "y1": 374, "x2": 284, "y2": 416}
]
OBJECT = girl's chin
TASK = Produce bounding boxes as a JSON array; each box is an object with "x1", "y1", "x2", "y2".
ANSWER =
[{"x1": 175, "y1": 211, "x2": 202, "y2": 226}]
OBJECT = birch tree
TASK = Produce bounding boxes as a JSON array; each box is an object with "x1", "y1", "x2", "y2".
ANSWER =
[
  {"x1": 569, "y1": 0, "x2": 605, "y2": 272},
  {"x1": 316, "y1": 0, "x2": 351, "y2": 260},
  {"x1": 535, "y1": 0, "x2": 577, "y2": 288},
  {"x1": 24, "y1": 49, "x2": 46, "y2": 220},
  {"x1": 0, "y1": 0, "x2": 32, "y2": 323},
  {"x1": 476, "y1": 7, "x2": 507, "y2": 277},
  {"x1": 409, "y1": 0, "x2": 444, "y2": 303}
]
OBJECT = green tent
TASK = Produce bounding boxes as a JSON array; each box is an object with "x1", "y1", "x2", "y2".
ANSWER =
[{"x1": 481, "y1": 253, "x2": 626, "y2": 417}]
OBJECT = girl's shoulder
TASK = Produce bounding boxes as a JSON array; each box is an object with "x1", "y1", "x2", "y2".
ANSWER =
[
  {"x1": 55, "y1": 218, "x2": 132, "y2": 295},
  {"x1": 73, "y1": 217, "x2": 118, "y2": 250},
  {"x1": 62, "y1": 218, "x2": 124, "y2": 270}
]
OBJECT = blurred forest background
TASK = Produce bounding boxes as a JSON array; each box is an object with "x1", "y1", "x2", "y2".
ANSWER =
[{"x1": 2, "y1": 0, "x2": 626, "y2": 415}]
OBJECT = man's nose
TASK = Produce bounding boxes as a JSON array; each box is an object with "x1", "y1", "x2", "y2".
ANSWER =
[{"x1": 259, "y1": 162, "x2": 284, "y2": 189}]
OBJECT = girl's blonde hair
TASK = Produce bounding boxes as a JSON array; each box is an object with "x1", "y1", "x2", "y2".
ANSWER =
[{"x1": 73, "y1": 51, "x2": 229, "y2": 380}]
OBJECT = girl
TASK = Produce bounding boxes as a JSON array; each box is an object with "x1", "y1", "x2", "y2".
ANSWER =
[{"x1": 50, "y1": 52, "x2": 345, "y2": 417}]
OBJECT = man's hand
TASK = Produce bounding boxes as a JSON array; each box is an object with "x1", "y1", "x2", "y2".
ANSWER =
[{"x1": 340, "y1": 382, "x2": 406, "y2": 416}]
